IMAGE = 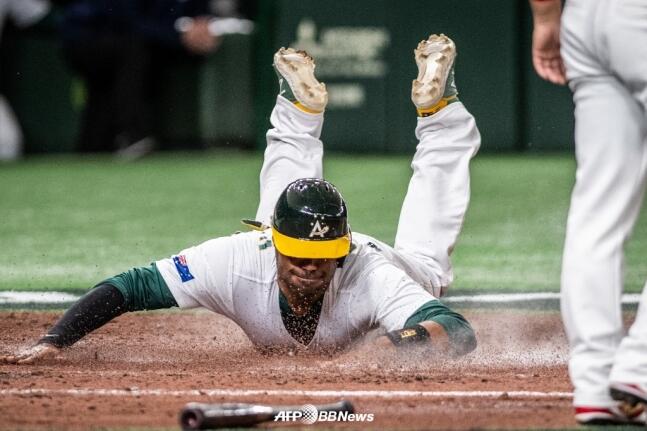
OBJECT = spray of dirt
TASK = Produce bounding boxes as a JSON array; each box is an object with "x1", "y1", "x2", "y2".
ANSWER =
[{"x1": 0, "y1": 309, "x2": 569, "y2": 389}]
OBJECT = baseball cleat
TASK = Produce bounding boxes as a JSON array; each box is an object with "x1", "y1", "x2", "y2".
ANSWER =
[
  {"x1": 610, "y1": 382, "x2": 647, "y2": 407},
  {"x1": 412, "y1": 33, "x2": 458, "y2": 116},
  {"x1": 273, "y1": 47, "x2": 327, "y2": 113},
  {"x1": 574, "y1": 405, "x2": 646, "y2": 425}
]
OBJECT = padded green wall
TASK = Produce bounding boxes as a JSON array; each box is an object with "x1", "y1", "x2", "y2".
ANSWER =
[
  {"x1": 1, "y1": 31, "x2": 79, "y2": 153},
  {"x1": 255, "y1": 0, "x2": 575, "y2": 153},
  {"x1": 1, "y1": 2, "x2": 574, "y2": 154}
]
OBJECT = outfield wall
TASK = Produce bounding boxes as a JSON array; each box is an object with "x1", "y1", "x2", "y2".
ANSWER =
[{"x1": 0, "y1": 1, "x2": 573, "y2": 154}]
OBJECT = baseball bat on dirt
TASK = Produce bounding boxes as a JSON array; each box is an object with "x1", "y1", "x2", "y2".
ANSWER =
[{"x1": 179, "y1": 400, "x2": 354, "y2": 430}]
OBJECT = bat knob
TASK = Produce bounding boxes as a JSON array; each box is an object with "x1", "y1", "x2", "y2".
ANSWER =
[
  {"x1": 179, "y1": 408, "x2": 203, "y2": 430},
  {"x1": 340, "y1": 399, "x2": 355, "y2": 414}
]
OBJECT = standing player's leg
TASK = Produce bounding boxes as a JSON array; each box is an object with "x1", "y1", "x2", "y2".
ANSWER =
[
  {"x1": 0, "y1": 96, "x2": 23, "y2": 161},
  {"x1": 604, "y1": 0, "x2": 647, "y2": 409},
  {"x1": 560, "y1": 0, "x2": 647, "y2": 420},
  {"x1": 561, "y1": 74, "x2": 647, "y2": 419},
  {"x1": 394, "y1": 34, "x2": 481, "y2": 296},
  {"x1": 255, "y1": 49, "x2": 328, "y2": 225}
]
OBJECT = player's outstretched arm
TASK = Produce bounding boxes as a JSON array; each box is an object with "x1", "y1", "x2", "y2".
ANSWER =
[
  {"x1": 0, "y1": 284, "x2": 128, "y2": 364},
  {"x1": 1, "y1": 265, "x2": 178, "y2": 364}
]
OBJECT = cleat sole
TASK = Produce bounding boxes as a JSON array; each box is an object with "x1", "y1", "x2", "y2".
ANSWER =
[
  {"x1": 411, "y1": 34, "x2": 457, "y2": 110},
  {"x1": 273, "y1": 48, "x2": 327, "y2": 112}
]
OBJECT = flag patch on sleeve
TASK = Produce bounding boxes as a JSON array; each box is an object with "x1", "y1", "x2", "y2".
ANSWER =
[{"x1": 173, "y1": 255, "x2": 195, "y2": 282}]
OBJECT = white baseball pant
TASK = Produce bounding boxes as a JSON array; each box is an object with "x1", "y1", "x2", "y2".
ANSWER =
[
  {"x1": 0, "y1": 96, "x2": 22, "y2": 161},
  {"x1": 255, "y1": 95, "x2": 480, "y2": 295},
  {"x1": 560, "y1": 0, "x2": 647, "y2": 407}
]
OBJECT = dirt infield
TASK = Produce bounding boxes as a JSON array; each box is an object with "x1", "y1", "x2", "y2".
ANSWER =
[{"x1": 0, "y1": 309, "x2": 578, "y2": 430}]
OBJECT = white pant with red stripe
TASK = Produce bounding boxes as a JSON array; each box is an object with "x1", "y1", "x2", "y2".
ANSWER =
[{"x1": 560, "y1": 0, "x2": 647, "y2": 407}]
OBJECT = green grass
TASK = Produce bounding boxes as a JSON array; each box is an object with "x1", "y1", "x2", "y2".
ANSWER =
[{"x1": 2, "y1": 151, "x2": 647, "y2": 293}]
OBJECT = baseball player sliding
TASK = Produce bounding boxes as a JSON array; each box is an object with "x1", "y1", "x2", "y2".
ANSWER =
[
  {"x1": 530, "y1": 0, "x2": 647, "y2": 425},
  {"x1": 1, "y1": 34, "x2": 479, "y2": 363}
]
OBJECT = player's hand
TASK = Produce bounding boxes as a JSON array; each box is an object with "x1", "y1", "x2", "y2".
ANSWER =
[
  {"x1": 0, "y1": 343, "x2": 61, "y2": 365},
  {"x1": 181, "y1": 16, "x2": 221, "y2": 55},
  {"x1": 531, "y1": 23, "x2": 566, "y2": 85},
  {"x1": 342, "y1": 337, "x2": 397, "y2": 363},
  {"x1": 374, "y1": 335, "x2": 398, "y2": 350},
  {"x1": 529, "y1": 0, "x2": 566, "y2": 85}
]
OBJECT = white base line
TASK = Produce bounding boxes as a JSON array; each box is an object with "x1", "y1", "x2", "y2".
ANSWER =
[
  {"x1": 0, "y1": 291, "x2": 641, "y2": 305},
  {"x1": 444, "y1": 292, "x2": 641, "y2": 304},
  {"x1": 0, "y1": 388, "x2": 573, "y2": 399},
  {"x1": 0, "y1": 292, "x2": 80, "y2": 304}
]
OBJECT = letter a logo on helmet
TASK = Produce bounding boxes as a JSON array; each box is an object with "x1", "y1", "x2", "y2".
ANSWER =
[
  {"x1": 272, "y1": 178, "x2": 351, "y2": 259},
  {"x1": 309, "y1": 220, "x2": 329, "y2": 238}
]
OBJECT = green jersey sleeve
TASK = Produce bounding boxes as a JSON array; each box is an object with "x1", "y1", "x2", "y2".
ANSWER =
[
  {"x1": 405, "y1": 299, "x2": 477, "y2": 355},
  {"x1": 98, "y1": 263, "x2": 178, "y2": 311}
]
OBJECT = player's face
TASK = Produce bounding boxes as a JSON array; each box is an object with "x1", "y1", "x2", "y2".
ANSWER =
[{"x1": 276, "y1": 252, "x2": 337, "y2": 301}]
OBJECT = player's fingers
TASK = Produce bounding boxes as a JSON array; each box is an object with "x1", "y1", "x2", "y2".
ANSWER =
[
  {"x1": 537, "y1": 58, "x2": 566, "y2": 85},
  {"x1": 533, "y1": 51, "x2": 567, "y2": 85},
  {"x1": 0, "y1": 354, "x2": 18, "y2": 364},
  {"x1": 532, "y1": 55, "x2": 549, "y2": 80},
  {"x1": 544, "y1": 58, "x2": 566, "y2": 85},
  {"x1": 538, "y1": 67, "x2": 557, "y2": 84},
  {"x1": 557, "y1": 61, "x2": 567, "y2": 84},
  {"x1": 9, "y1": 344, "x2": 60, "y2": 365},
  {"x1": 374, "y1": 335, "x2": 398, "y2": 351},
  {"x1": 541, "y1": 67, "x2": 559, "y2": 84},
  {"x1": 14, "y1": 352, "x2": 55, "y2": 364},
  {"x1": 16, "y1": 356, "x2": 36, "y2": 365},
  {"x1": 547, "y1": 66, "x2": 567, "y2": 85}
]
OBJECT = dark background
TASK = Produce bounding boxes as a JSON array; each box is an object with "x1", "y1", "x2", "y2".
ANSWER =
[{"x1": 0, "y1": 0, "x2": 573, "y2": 154}]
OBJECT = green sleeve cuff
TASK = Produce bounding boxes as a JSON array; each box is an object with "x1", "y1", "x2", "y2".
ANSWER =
[
  {"x1": 97, "y1": 263, "x2": 178, "y2": 311},
  {"x1": 405, "y1": 299, "x2": 477, "y2": 355}
]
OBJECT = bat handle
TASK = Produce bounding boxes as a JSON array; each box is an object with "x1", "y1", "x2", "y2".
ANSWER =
[
  {"x1": 180, "y1": 405, "x2": 274, "y2": 430},
  {"x1": 180, "y1": 409, "x2": 202, "y2": 430}
]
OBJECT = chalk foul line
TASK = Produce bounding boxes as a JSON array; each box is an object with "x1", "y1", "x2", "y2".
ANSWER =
[
  {"x1": 0, "y1": 387, "x2": 573, "y2": 399},
  {"x1": 0, "y1": 292, "x2": 79, "y2": 304},
  {"x1": 0, "y1": 291, "x2": 641, "y2": 305}
]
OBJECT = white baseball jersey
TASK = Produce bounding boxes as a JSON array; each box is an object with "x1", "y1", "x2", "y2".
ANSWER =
[
  {"x1": 153, "y1": 88, "x2": 480, "y2": 352},
  {"x1": 156, "y1": 229, "x2": 435, "y2": 351}
]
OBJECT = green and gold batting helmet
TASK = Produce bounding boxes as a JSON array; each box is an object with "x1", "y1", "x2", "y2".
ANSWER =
[{"x1": 272, "y1": 178, "x2": 351, "y2": 259}]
